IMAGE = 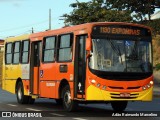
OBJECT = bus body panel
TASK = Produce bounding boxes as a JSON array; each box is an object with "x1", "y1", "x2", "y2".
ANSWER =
[
  {"x1": 2, "y1": 34, "x2": 30, "y2": 95},
  {"x1": 86, "y1": 85, "x2": 153, "y2": 101}
]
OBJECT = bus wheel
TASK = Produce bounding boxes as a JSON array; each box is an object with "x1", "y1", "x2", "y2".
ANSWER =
[
  {"x1": 16, "y1": 82, "x2": 29, "y2": 104},
  {"x1": 62, "y1": 85, "x2": 78, "y2": 111},
  {"x1": 111, "y1": 101, "x2": 128, "y2": 111}
]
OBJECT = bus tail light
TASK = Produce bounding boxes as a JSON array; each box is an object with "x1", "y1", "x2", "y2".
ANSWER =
[{"x1": 142, "y1": 81, "x2": 153, "y2": 91}]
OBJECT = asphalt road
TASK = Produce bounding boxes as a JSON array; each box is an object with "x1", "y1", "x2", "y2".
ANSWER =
[{"x1": 0, "y1": 88, "x2": 160, "y2": 120}]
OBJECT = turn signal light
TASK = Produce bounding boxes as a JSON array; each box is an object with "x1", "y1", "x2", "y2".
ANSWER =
[
  {"x1": 102, "y1": 85, "x2": 107, "y2": 90},
  {"x1": 97, "y1": 83, "x2": 101, "y2": 87},
  {"x1": 142, "y1": 81, "x2": 153, "y2": 91}
]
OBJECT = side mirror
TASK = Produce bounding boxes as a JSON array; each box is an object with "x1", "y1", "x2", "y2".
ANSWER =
[{"x1": 86, "y1": 38, "x2": 91, "y2": 51}]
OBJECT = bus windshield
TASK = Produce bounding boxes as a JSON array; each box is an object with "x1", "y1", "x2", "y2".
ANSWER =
[{"x1": 89, "y1": 38, "x2": 152, "y2": 73}]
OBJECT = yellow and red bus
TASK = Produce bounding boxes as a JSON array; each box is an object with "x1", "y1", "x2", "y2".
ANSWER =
[{"x1": 2, "y1": 22, "x2": 153, "y2": 111}]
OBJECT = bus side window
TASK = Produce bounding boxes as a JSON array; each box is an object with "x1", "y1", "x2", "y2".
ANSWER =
[
  {"x1": 13, "y1": 41, "x2": 21, "y2": 64},
  {"x1": 57, "y1": 34, "x2": 73, "y2": 62},
  {"x1": 5, "y1": 42, "x2": 13, "y2": 64},
  {"x1": 42, "y1": 36, "x2": 56, "y2": 62},
  {"x1": 21, "y1": 40, "x2": 30, "y2": 64}
]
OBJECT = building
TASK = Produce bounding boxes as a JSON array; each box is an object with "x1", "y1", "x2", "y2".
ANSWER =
[
  {"x1": 0, "y1": 39, "x2": 4, "y2": 52},
  {"x1": 151, "y1": 11, "x2": 160, "y2": 20}
]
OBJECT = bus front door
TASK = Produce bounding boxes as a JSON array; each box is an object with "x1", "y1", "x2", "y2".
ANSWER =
[
  {"x1": 74, "y1": 35, "x2": 87, "y2": 98},
  {"x1": 30, "y1": 41, "x2": 41, "y2": 95}
]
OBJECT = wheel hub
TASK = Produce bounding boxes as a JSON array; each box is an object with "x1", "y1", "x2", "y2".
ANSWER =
[
  {"x1": 18, "y1": 88, "x2": 22, "y2": 100},
  {"x1": 64, "y1": 91, "x2": 71, "y2": 106}
]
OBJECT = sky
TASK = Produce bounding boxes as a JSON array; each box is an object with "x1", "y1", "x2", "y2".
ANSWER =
[
  {"x1": 0, "y1": 0, "x2": 159, "y2": 39},
  {"x1": 0, "y1": 0, "x2": 89, "y2": 39}
]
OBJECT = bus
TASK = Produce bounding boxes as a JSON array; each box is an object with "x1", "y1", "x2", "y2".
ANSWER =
[{"x1": 2, "y1": 22, "x2": 153, "y2": 111}]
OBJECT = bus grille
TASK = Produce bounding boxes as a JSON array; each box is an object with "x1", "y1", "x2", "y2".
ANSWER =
[
  {"x1": 108, "y1": 86, "x2": 141, "y2": 90},
  {"x1": 110, "y1": 93, "x2": 139, "y2": 99}
]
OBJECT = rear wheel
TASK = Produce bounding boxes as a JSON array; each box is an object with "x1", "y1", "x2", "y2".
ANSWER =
[
  {"x1": 111, "y1": 101, "x2": 128, "y2": 111},
  {"x1": 62, "y1": 85, "x2": 78, "y2": 111},
  {"x1": 16, "y1": 82, "x2": 29, "y2": 104}
]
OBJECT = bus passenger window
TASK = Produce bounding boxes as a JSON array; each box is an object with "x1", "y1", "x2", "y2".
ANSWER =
[
  {"x1": 43, "y1": 36, "x2": 56, "y2": 62},
  {"x1": 58, "y1": 34, "x2": 73, "y2": 62},
  {"x1": 13, "y1": 42, "x2": 20, "y2": 64},
  {"x1": 21, "y1": 40, "x2": 29, "y2": 64},
  {"x1": 5, "y1": 43, "x2": 12, "y2": 64}
]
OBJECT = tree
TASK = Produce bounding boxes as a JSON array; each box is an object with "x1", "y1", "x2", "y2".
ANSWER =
[
  {"x1": 62, "y1": 0, "x2": 133, "y2": 26},
  {"x1": 105, "y1": 0, "x2": 160, "y2": 21}
]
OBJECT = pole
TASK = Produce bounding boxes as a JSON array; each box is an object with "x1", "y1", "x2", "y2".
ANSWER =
[
  {"x1": 32, "y1": 27, "x2": 34, "y2": 33},
  {"x1": 49, "y1": 9, "x2": 51, "y2": 30}
]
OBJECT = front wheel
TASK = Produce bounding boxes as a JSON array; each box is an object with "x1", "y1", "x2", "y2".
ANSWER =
[
  {"x1": 16, "y1": 82, "x2": 29, "y2": 104},
  {"x1": 62, "y1": 85, "x2": 78, "y2": 111},
  {"x1": 111, "y1": 101, "x2": 128, "y2": 111}
]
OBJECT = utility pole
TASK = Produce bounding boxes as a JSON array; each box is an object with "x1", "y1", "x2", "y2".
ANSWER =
[
  {"x1": 49, "y1": 9, "x2": 51, "y2": 30},
  {"x1": 32, "y1": 27, "x2": 34, "y2": 33}
]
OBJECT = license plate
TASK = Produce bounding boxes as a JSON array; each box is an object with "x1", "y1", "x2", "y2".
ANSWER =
[{"x1": 120, "y1": 93, "x2": 130, "y2": 97}]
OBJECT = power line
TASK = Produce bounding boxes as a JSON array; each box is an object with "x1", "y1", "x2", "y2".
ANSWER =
[{"x1": 0, "y1": 19, "x2": 49, "y2": 33}]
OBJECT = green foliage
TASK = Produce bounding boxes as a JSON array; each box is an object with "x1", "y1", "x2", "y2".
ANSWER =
[
  {"x1": 62, "y1": 0, "x2": 160, "y2": 26},
  {"x1": 141, "y1": 19, "x2": 160, "y2": 34},
  {"x1": 152, "y1": 35, "x2": 160, "y2": 68},
  {"x1": 63, "y1": 0, "x2": 132, "y2": 26},
  {"x1": 106, "y1": 0, "x2": 160, "y2": 21},
  {"x1": 155, "y1": 63, "x2": 160, "y2": 71}
]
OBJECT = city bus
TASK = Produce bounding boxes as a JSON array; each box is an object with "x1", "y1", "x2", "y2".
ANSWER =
[{"x1": 2, "y1": 22, "x2": 153, "y2": 111}]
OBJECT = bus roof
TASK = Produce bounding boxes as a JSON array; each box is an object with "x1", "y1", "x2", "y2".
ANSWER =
[
  {"x1": 5, "y1": 34, "x2": 30, "y2": 42},
  {"x1": 4, "y1": 22, "x2": 151, "y2": 43},
  {"x1": 30, "y1": 22, "x2": 151, "y2": 41}
]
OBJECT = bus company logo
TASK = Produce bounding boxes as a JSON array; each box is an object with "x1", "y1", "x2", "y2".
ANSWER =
[
  {"x1": 2, "y1": 112, "x2": 11, "y2": 117},
  {"x1": 40, "y1": 70, "x2": 44, "y2": 78}
]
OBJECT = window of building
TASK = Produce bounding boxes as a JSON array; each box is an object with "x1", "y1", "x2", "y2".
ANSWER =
[
  {"x1": 21, "y1": 40, "x2": 29, "y2": 63},
  {"x1": 5, "y1": 42, "x2": 12, "y2": 64},
  {"x1": 58, "y1": 34, "x2": 73, "y2": 62},
  {"x1": 43, "y1": 36, "x2": 56, "y2": 62},
  {"x1": 13, "y1": 41, "x2": 20, "y2": 64}
]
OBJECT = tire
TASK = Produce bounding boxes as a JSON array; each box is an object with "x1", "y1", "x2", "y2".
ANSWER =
[
  {"x1": 16, "y1": 82, "x2": 29, "y2": 104},
  {"x1": 62, "y1": 85, "x2": 78, "y2": 111},
  {"x1": 111, "y1": 101, "x2": 128, "y2": 112}
]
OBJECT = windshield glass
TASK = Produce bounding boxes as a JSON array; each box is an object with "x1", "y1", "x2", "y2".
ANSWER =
[{"x1": 89, "y1": 38, "x2": 152, "y2": 73}]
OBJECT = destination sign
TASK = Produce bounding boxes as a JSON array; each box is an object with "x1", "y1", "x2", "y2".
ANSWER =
[{"x1": 92, "y1": 25, "x2": 151, "y2": 36}]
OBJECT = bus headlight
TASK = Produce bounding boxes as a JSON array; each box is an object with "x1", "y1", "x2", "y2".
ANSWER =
[
  {"x1": 102, "y1": 85, "x2": 107, "y2": 90},
  {"x1": 91, "y1": 79, "x2": 96, "y2": 84},
  {"x1": 142, "y1": 81, "x2": 153, "y2": 91},
  {"x1": 97, "y1": 83, "x2": 101, "y2": 87}
]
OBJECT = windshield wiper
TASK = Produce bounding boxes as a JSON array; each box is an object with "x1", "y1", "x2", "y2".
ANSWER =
[
  {"x1": 108, "y1": 40, "x2": 123, "y2": 64},
  {"x1": 127, "y1": 41, "x2": 139, "y2": 60}
]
